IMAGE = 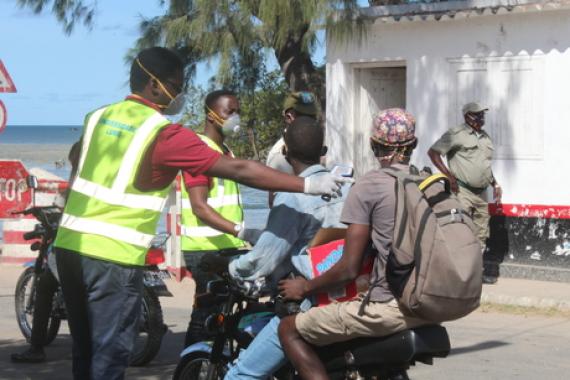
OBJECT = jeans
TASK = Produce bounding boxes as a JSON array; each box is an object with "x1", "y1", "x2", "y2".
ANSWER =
[
  {"x1": 56, "y1": 248, "x2": 143, "y2": 380},
  {"x1": 224, "y1": 316, "x2": 287, "y2": 380}
]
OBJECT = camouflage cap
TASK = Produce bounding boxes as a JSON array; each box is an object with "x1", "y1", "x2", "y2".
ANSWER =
[
  {"x1": 371, "y1": 108, "x2": 416, "y2": 147},
  {"x1": 283, "y1": 91, "x2": 318, "y2": 116}
]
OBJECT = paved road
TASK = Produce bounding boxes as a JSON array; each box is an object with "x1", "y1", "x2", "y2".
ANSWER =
[{"x1": 1, "y1": 265, "x2": 570, "y2": 379}]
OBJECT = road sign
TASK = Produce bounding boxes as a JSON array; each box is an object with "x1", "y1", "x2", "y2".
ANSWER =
[
  {"x1": 0, "y1": 161, "x2": 32, "y2": 219},
  {"x1": 0, "y1": 100, "x2": 6, "y2": 134},
  {"x1": 0, "y1": 60, "x2": 17, "y2": 93}
]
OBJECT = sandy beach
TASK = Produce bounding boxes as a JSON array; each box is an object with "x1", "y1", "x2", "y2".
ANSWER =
[{"x1": 0, "y1": 143, "x2": 73, "y2": 166}]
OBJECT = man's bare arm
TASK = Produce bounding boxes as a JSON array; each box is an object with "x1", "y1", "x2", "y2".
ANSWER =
[{"x1": 205, "y1": 155, "x2": 305, "y2": 193}]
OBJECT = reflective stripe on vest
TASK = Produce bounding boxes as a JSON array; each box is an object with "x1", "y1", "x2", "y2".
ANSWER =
[
  {"x1": 180, "y1": 134, "x2": 245, "y2": 251},
  {"x1": 54, "y1": 100, "x2": 171, "y2": 265}
]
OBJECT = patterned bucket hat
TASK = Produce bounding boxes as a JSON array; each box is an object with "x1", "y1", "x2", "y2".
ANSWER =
[{"x1": 370, "y1": 108, "x2": 416, "y2": 147}]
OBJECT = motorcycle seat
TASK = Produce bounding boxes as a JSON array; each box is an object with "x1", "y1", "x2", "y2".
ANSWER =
[{"x1": 318, "y1": 325, "x2": 450, "y2": 371}]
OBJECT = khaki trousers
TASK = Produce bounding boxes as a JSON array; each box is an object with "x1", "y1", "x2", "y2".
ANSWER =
[
  {"x1": 295, "y1": 297, "x2": 427, "y2": 346},
  {"x1": 456, "y1": 186, "x2": 490, "y2": 248}
]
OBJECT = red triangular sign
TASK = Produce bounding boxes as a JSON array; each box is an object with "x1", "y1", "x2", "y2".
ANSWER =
[{"x1": 0, "y1": 60, "x2": 17, "y2": 93}]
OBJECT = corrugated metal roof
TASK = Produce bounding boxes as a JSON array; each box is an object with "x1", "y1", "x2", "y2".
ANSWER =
[{"x1": 361, "y1": 0, "x2": 570, "y2": 22}]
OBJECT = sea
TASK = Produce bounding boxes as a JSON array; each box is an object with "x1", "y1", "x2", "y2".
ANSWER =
[{"x1": 0, "y1": 125, "x2": 270, "y2": 241}]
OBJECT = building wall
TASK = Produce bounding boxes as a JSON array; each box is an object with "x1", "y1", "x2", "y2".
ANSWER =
[{"x1": 326, "y1": 8, "x2": 570, "y2": 206}]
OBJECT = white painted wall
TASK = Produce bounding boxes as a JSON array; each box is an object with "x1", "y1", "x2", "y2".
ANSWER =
[{"x1": 326, "y1": 8, "x2": 570, "y2": 205}]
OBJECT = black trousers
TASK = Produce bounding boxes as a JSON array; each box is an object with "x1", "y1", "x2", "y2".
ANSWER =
[
  {"x1": 183, "y1": 249, "x2": 240, "y2": 346},
  {"x1": 31, "y1": 267, "x2": 59, "y2": 347},
  {"x1": 55, "y1": 248, "x2": 143, "y2": 380}
]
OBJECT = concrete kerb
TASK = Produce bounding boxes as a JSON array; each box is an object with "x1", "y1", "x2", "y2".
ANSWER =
[{"x1": 480, "y1": 277, "x2": 570, "y2": 313}]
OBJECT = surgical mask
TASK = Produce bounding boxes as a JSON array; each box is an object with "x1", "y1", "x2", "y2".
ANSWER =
[
  {"x1": 221, "y1": 114, "x2": 241, "y2": 136},
  {"x1": 163, "y1": 93, "x2": 187, "y2": 115},
  {"x1": 207, "y1": 107, "x2": 241, "y2": 137}
]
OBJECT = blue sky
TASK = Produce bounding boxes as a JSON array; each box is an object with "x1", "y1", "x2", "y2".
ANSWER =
[{"x1": 0, "y1": 0, "x2": 366, "y2": 126}]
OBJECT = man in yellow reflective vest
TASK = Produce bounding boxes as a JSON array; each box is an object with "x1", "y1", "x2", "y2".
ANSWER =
[
  {"x1": 180, "y1": 89, "x2": 257, "y2": 345},
  {"x1": 53, "y1": 47, "x2": 351, "y2": 380}
]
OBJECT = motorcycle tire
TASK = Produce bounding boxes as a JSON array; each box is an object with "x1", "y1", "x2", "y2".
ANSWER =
[
  {"x1": 172, "y1": 351, "x2": 228, "y2": 380},
  {"x1": 130, "y1": 286, "x2": 165, "y2": 367},
  {"x1": 14, "y1": 267, "x2": 61, "y2": 346}
]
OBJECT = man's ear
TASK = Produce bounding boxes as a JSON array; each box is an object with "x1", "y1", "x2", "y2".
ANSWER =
[
  {"x1": 320, "y1": 145, "x2": 328, "y2": 157},
  {"x1": 149, "y1": 78, "x2": 161, "y2": 97}
]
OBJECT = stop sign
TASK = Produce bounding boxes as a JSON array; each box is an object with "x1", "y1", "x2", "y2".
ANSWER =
[{"x1": 0, "y1": 160, "x2": 32, "y2": 219}]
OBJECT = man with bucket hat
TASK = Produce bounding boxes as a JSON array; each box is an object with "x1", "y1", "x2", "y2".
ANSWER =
[{"x1": 428, "y1": 102, "x2": 503, "y2": 283}]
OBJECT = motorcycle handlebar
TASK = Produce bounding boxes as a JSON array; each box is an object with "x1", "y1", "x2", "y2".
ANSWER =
[
  {"x1": 11, "y1": 206, "x2": 61, "y2": 217},
  {"x1": 23, "y1": 230, "x2": 44, "y2": 241}
]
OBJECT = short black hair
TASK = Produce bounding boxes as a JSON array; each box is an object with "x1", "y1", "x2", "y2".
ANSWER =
[
  {"x1": 284, "y1": 116, "x2": 324, "y2": 165},
  {"x1": 130, "y1": 47, "x2": 184, "y2": 92},
  {"x1": 204, "y1": 89, "x2": 237, "y2": 114}
]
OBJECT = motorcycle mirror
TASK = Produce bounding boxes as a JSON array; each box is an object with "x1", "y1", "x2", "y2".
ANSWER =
[{"x1": 26, "y1": 175, "x2": 39, "y2": 190}]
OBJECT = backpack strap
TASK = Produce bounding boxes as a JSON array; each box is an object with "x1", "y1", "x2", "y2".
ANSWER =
[{"x1": 419, "y1": 173, "x2": 450, "y2": 193}]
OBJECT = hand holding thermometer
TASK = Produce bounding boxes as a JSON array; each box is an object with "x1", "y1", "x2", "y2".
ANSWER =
[{"x1": 322, "y1": 164, "x2": 354, "y2": 201}]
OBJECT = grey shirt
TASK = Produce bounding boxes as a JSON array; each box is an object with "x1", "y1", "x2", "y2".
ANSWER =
[
  {"x1": 339, "y1": 164, "x2": 408, "y2": 302},
  {"x1": 430, "y1": 123, "x2": 494, "y2": 189}
]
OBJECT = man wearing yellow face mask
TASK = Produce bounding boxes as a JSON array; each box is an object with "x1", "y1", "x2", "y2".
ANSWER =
[
  {"x1": 53, "y1": 47, "x2": 352, "y2": 380},
  {"x1": 180, "y1": 90, "x2": 261, "y2": 346}
]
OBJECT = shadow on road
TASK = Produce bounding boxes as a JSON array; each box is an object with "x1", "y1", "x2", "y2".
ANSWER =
[
  {"x1": 449, "y1": 340, "x2": 510, "y2": 356},
  {"x1": 0, "y1": 331, "x2": 187, "y2": 380}
]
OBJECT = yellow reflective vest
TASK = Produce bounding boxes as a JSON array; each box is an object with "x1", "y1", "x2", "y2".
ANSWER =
[
  {"x1": 54, "y1": 99, "x2": 171, "y2": 265},
  {"x1": 180, "y1": 134, "x2": 245, "y2": 251}
]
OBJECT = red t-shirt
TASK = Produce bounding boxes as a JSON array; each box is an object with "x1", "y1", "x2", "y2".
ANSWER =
[
  {"x1": 131, "y1": 96, "x2": 221, "y2": 191},
  {"x1": 183, "y1": 148, "x2": 233, "y2": 189}
]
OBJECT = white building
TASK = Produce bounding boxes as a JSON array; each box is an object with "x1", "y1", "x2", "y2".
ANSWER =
[{"x1": 326, "y1": 0, "x2": 570, "y2": 218}]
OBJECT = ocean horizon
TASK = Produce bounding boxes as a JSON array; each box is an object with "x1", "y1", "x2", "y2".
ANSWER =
[{"x1": 0, "y1": 125, "x2": 82, "y2": 145}]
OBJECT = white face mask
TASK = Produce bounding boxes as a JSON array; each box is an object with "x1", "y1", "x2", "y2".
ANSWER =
[
  {"x1": 221, "y1": 114, "x2": 241, "y2": 137},
  {"x1": 163, "y1": 93, "x2": 187, "y2": 116}
]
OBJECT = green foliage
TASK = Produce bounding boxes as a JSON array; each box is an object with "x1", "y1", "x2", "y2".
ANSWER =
[
  {"x1": 231, "y1": 69, "x2": 289, "y2": 160},
  {"x1": 16, "y1": 0, "x2": 96, "y2": 35},
  {"x1": 14, "y1": 0, "x2": 368, "y2": 159},
  {"x1": 179, "y1": 68, "x2": 289, "y2": 161}
]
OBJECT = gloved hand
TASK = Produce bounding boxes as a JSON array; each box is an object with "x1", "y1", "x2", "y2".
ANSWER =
[
  {"x1": 304, "y1": 173, "x2": 354, "y2": 197},
  {"x1": 237, "y1": 228, "x2": 263, "y2": 245},
  {"x1": 199, "y1": 253, "x2": 230, "y2": 274}
]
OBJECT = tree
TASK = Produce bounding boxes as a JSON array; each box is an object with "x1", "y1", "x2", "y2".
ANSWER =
[
  {"x1": 15, "y1": 1, "x2": 367, "y2": 92},
  {"x1": 14, "y1": 0, "x2": 369, "y2": 159}
]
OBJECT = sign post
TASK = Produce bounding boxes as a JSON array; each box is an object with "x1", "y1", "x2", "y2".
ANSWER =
[
  {"x1": 0, "y1": 59, "x2": 17, "y2": 135},
  {"x1": 0, "y1": 100, "x2": 6, "y2": 134},
  {"x1": 0, "y1": 161, "x2": 32, "y2": 219}
]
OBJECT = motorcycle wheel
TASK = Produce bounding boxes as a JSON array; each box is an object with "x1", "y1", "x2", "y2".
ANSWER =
[
  {"x1": 14, "y1": 267, "x2": 61, "y2": 346},
  {"x1": 130, "y1": 286, "x2": 165, "y2": 366},
  {"x1": 173, "y1": 351, "x2": 228, "y2": 380}
]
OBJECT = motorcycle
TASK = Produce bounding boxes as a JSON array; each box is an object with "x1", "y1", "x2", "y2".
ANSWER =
[
  {"x1": 173, "y1": 264, "x2": 451, "y2": 379},
  {"x1": 13, "y1": 176, "x2": 172, "y2": 366}
]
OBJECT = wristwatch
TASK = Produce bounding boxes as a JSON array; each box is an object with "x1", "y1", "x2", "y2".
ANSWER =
[{"x1": 233, "y1": 224, "x2": 243, "y2": 236}]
